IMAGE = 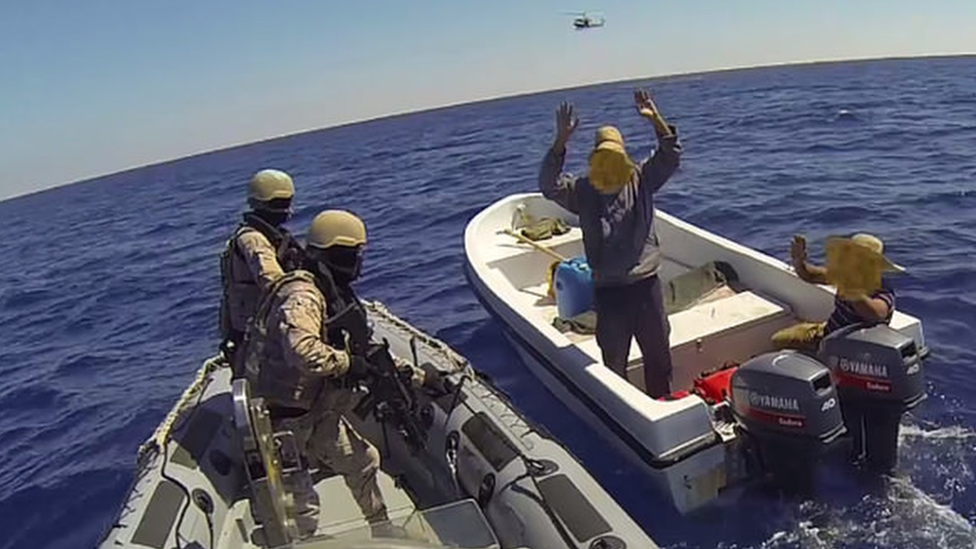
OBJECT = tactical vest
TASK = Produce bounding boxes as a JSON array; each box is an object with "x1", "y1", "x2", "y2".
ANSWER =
[
  {"x1": 240, "y1": 269, "x2": 370, "y2": 411},
  {"x1": 218, "y1": 214, "x2": 304, "y2": 340}
]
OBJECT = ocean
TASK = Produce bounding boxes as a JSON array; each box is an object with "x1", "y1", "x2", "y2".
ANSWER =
[{"x1": 1, "y1": 55, "x2": 975, "y2": 549}]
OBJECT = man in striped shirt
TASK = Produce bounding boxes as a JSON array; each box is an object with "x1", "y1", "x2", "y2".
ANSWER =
[{"x1": 772, "y1": 233, "x2": 903, "y2": 353}]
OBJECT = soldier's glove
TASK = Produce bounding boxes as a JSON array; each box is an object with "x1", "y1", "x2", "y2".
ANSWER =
[
  {"x1": 363, "y1": 343, "x2": 409, "y2": 380},
  {"x1": 392, "y1": 358, "x2": 418, "y2": 384},
  {"x1": 420, "y1": 362, "x2": 450, "y2": 395},
  {"x1": 365, "y1": 343, "x2": 388, "y2": 365},
  {"x1": 346, "y1": 355, "x2": 374, "y2": 382}
]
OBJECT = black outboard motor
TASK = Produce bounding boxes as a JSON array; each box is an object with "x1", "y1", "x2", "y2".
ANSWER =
[
  {"x1": 819, "y1": 324, "x2": 925, "y2": 472},
  {"x1": 730, "y1": 351, "x2": 846, "y2": 488}
]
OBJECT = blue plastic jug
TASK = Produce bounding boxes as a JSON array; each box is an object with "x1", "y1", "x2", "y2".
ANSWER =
[{"x1": 554, "y1": 257, "x2": 594, "y2": 319}]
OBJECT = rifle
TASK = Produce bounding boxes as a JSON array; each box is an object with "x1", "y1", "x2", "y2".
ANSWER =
[{"x1": 328, "y1": 301, "x2": 428, "y2": 453}]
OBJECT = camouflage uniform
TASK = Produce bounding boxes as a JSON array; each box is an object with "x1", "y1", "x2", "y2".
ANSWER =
[
  {"x1": 220, "y1": 214, "x2": 303, "y2": 347},
  {"x1": 243, "y1": 271, "x2": 387, "y2": 534}
]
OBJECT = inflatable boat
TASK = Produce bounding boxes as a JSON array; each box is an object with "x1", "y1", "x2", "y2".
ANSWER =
[
  {"x1": 97, "y1": 299, "x2": 658, "y2": 549},
  {"x1": 463, "y1": 192, "x2": 929, "y2": 514}
]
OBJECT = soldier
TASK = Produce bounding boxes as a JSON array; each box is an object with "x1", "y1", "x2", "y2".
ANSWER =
[
  {"x1": 241, "y1": 209, "x2": 442, "y2": 538},
  {"x1": 219, "y1": 169, "x2": 304, "y2": 367}
]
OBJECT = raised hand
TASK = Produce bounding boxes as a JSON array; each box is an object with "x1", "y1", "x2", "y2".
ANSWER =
[
  {"x1": 634, "y1": 89, "x2": 659, "y2": 120},
  {"x1": 790, "y1": 235, "x2": 808, "y2": 267},
  {"x1": 634, "y1": 89, "x2": 671, "y2": 136},
  {"x1": 554, "y1": 101, "x2": 579, "y2": 148}
]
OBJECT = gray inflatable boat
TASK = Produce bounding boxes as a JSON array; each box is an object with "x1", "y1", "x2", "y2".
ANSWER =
[{"x1": 98, "y1": 300, "x2": 658, "y2": 549}]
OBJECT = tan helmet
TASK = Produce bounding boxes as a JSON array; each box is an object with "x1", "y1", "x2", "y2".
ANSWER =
[
  {"x1": 307, "y1": 210, "x2": 367, "y2": 250},
  {"x1": 248, "y1": 169, "x2": 295, "y2": 205}
]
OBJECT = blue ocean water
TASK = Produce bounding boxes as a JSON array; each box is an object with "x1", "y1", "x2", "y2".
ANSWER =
[{"x1": 2, "y1": 56, "x2": 976, "y2": 549}]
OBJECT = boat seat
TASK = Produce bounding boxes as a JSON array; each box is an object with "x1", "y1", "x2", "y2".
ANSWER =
[
  {"x1": 664, "y1": 290, "x2": 797, "y2": 391},
  {"x1": 667, "y1": 289, "x2": 793, "y2": 349},
  {"x1": 519, "y1": 253, "x2": 795, "y2": 387},
  {"x1": 534, "y1": 287, "x2": 796, "y2": 392},
  {"x1": 567, "y1": 289, "x2": 791, "y2": 363},
  {"x1": 490, "y1": 225, "x2": 585, "y2": 265}
]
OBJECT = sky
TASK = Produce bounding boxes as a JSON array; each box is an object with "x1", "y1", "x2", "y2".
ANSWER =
[{"x1": 1, "y1": 1, "x2": 974, "y2": 199}]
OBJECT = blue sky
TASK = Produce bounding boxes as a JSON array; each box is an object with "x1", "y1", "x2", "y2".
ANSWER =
[{"x1": 1, "y1": 1, "x2": 973, "y2": 199}]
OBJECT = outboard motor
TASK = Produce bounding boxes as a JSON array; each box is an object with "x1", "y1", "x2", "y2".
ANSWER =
[
  {"x1": 819, "y1": 324, "x2": 926, "y2": 472},
  {"x1": 730, "y1": 351, "x2": 846, "y2": 488}
]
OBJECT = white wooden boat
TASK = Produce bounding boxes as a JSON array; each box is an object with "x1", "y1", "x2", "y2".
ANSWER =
[{"x1": 464, "y1": 192, "x2": 928, "y2": 513}]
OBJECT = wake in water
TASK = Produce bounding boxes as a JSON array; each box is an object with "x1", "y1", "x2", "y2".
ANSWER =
[
  {"x1": 713, "y1": 420, "x2": 976, "y2": 549},
  {"x1": 899, "y1": 420, "x2": 976, "y2": 507},
  {"x1": 746, "y1": 478, "x2": 976, "y2": 549}
]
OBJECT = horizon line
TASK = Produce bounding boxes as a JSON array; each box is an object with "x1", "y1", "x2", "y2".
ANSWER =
[{"x1": 6, "y1": 51, "x2": 974, "y2": 203}]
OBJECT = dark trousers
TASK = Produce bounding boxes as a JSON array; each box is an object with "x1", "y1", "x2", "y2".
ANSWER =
[{"x1": 594, "y1": 275, "x2": 673, "y2": 398}]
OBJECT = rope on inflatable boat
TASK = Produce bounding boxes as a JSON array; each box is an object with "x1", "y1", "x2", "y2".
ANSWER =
[
  {"x1": 363, "y1": 300, "x2": 473, "y2": 376},
  {"x1": 364, "y1": 300, "x2": 540, "y2": 440},
  {"x1": 137, "y1": 354, "x2": 226, "y2": 462}
]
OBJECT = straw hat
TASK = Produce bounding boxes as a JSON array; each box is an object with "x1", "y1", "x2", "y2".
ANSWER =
[
  {"x1": 825, "y1": 233, "x2": 904, "y2": 298},
  {"x1": 588, "y1": 126, "x2": 636, "y2": 194},
  {"x1": 850, "y1": 233, "x2": 905, "y2": 273}
]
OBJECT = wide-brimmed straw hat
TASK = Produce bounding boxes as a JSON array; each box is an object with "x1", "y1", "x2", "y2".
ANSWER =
[
  {"x1": 825, "y1": 233, "x2": 905, "y2": 297},
  {"x1": 849, "y1": 233, "x2": 905, "y2": 273},
  {"x1": 588, "y1": 126, "x2": 635, "y2": 194}
]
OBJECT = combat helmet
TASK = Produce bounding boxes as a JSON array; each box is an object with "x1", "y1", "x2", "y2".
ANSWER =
[
  {"x1": 248, "y1": 169, "x2": 295, "y2": 213},
  {"x1": 307, "y1": 210, "x2": 367, "y2": 250},
  {"x1": 307, "y1": 210, "x2": 367, "y2": 282}
]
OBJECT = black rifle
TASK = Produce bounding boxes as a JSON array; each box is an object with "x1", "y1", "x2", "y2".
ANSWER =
[{"x1": 328, "y1": 301, "x2": 427, "y2": 453}]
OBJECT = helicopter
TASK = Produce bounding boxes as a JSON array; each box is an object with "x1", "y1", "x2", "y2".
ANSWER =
[{"x1": 565, "y1": 11, "x2": 605, "y2": 30}]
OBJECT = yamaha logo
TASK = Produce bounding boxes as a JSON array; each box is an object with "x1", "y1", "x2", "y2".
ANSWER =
[
  {"x1": 838, "y1": 357, "x2": 888, "y2": 378},
  {"x1": 749, "y1": 392, "x2": 800, "y2": 411}
]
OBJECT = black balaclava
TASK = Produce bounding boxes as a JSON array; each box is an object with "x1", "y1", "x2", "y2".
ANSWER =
[
  {"x1": 251, "y1": 197, "x2": 292, "y2": 228},
  {"x1": 314, "y1": 245, "x2": 363, "y2": 287}
]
